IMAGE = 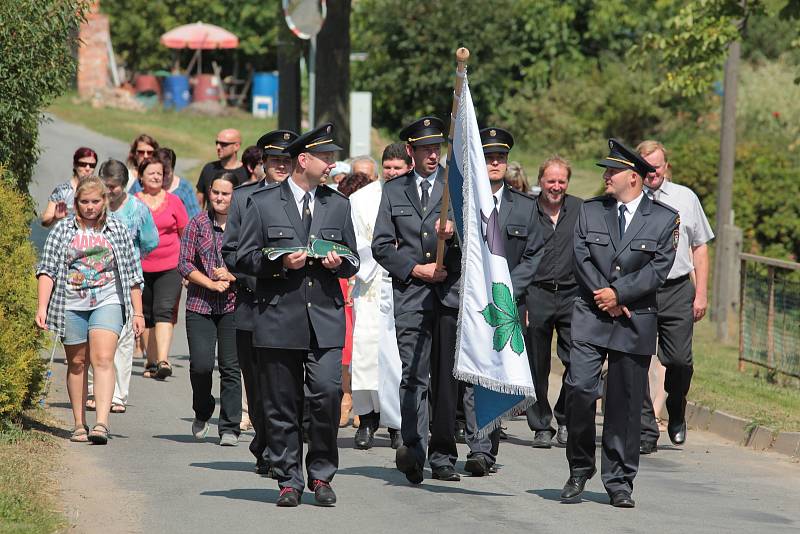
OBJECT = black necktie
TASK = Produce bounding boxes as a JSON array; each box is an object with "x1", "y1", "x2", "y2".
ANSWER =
[
  {"x1": 420, "y1": 180, "x2": 430, "y2": 211},
  {"x1": 618, "y1": 204, "x2": 627, "y2": 238},
  {"x1": 302, "y1": 192, "x2": 312, "y2": 237}
]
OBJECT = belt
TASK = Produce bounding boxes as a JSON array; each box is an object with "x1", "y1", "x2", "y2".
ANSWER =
[
  {"x1": 662, "y1": 274, "x2": 690, "y2": 288},
  {"x1": 532, "y1": 281, "x2": 577, "y2": 292}
]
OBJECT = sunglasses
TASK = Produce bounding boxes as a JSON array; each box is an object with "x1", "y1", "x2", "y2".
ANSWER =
[
  {"x1": 136, "y1": 149, "x2": 154, "y2": 156},
  {"x1": 76, "y1": 161, "x2": 97, "y2": 169},
  {"x1": 215, "y1": 140, "x2": 237, "y2": 147}
]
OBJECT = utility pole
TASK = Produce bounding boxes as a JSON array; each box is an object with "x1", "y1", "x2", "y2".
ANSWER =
[{"x1": 711, "y1": 38, "x2": 740, "y2": 342}]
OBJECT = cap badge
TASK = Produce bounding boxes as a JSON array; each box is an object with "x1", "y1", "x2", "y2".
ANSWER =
[
  {"x1": 423, "y1": 119, "x2": 431, "y2": 127},
  {"x1": 609, "y1": 140, "x2": 614, "y2": 149},
  {"x1": 283, "y1": 133, "x2": 290, "y2": 140},
  {"x1": 489, "y1": 129, "x2": 496, "y2": 136},
  {"x1": 326, "y1": 125, "x2": 332, "y2": 133}
]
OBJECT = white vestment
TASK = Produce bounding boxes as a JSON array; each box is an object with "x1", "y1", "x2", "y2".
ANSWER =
[{"x1": 349, "y1": 180, "x2": 402, "y2": 428}]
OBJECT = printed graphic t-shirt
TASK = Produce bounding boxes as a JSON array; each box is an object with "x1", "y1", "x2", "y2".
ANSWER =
[{"x1": 64, "y1": 227, "x2": 121, "y2": 310}]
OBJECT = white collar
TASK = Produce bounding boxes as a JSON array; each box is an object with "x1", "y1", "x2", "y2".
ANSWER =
[
  {"x1": 617, "y1": 191, "x2": 644, "y2": 214},
  {"x1": 287, "y1": 176, "x2": 316, "y2": 204}
]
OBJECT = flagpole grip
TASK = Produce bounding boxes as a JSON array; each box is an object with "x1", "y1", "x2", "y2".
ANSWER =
[{"x1": 435, "y1": 47, "x2": 470, "y2": 269}]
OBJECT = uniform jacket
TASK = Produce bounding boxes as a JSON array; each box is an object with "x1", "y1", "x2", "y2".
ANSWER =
[
  {"x1": 372, "y1": 168, "x2": 461, "y2": 311},
  {"x1": 235, "y1": 179, "x2": 359, "y2": 350},
  {"x1": 221, "y1": 179, "x2": 264, "y2": 331},
  {"x1": 496, "y1": 186, "x2": 545, "y2": 299},
  {"x1": 571, "y1": 194, "x2": 678, "y2": 355}
]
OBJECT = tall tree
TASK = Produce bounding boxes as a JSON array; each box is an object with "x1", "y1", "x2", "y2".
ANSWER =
[
  {"x1": 277, "y1": 2, "x2": 302, "y2": 133},
  {"x1": 314, "y1": 0, "x2": 351, "y2": 155}
]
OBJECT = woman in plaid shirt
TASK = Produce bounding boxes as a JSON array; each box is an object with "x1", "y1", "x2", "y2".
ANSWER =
[
  {"x1": 178, "y1": 173, "x2": 242, "y2": 445},
  {"x1": 36, "y1": 177, "x2": 145, "y2": 444}
]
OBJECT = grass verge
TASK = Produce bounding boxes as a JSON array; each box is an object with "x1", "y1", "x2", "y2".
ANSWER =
[
  {"x1": 690, "y1": 320, "x2": 800, "y2": 433},
  {"x1": 0, "y1": 409, "x2": 65, "y2": 534},
  {"x1": 47, "y1": 94, "x2": 277, "y2": 181}
]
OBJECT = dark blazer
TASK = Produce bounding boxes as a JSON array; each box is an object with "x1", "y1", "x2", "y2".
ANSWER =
[
  {"x1": 221, "y1": 179, "x2": 265, "y2": 331},
  {"x1": 235, "y1": 179, "x2": 359, "y2": 350},
  {"x1": 497, "y1": 186, "x2": 545, "y2": 299},
  {"x1": 571, "y1": 194, "x2": 678, "y2": 355},
  {"x1": 372, "y1": 168, "x2": 461, "y2": 311}
]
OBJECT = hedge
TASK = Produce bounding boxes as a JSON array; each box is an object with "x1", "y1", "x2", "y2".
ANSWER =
[{"x1": 0, "y1": 167, "x2": 45, "y2": 424}]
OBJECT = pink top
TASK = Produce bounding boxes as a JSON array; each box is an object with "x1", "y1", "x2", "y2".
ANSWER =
[{"x1": 136, "y1": 192, "x2": 189, "y2": 272}]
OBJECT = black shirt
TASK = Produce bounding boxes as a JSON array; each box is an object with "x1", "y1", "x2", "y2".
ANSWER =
[
  {"x1": 532, "y1": 193, "x2": 582, "y2": 285},
  {"x1": 196, "y1": 161, "x2": 250, "y2": 196}
]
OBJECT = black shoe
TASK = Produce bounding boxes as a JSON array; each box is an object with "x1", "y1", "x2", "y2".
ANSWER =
[
  {"x1": 561, "y1": 475, "x2": 590, "y2": 501},
  {"x1": 311, "y1": 480, "x2": 336, "y2": 507},
  {"x1": 668, "y1": 420, "x2": 687, "y2": 445},
  {"x1": 431, "y1": 465, "x2": 461, "y2": 481},
  {"x1": 388, "y1": 428, "x2": 402, "y2": 450},
  {"x1": 464, "y1": 456, "x2": 489, "y2": 477},
  {"x1": 354, "y1": 425, "x2": 375, "y2": 450},
  {"x1": 498, "y1": 427, "x2": 508, "y2": 440},
  {"x1": 639, "y1": 441, "x2": 658, "y2": 455},
  {"x1": 488, "y1": 464, "x2": 498, "y2": 474},
  {"x1": 395, "y1": 445, "x2": 423, "y2": 484},
  {"x1": 455, "y1": 423, "x2": 466, "y2": 444},
  {"x1": 555, "y1": 425, "x2": 568, "y2": 446},
  {"x1": 531, "y1": 430, "x2": 553, "y2": 449},
  {"x1": 610, "y1": 491, "x2": 635, "y2": 508},
  {"x1": 276, "y1": 487, "x2": 301, "y2": 507},
  {"x1": 255, "y1": 459, "x2": 271, "y2": 475}
]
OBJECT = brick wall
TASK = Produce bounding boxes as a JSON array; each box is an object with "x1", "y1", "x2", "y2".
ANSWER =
[{"x1": 77, "y1": 1, "x2": 110, "y2": 97}]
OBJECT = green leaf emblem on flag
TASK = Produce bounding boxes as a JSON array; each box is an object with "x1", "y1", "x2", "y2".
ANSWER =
[{"x1": 479, "y1": 282, "x2": 525, "y2": 355}]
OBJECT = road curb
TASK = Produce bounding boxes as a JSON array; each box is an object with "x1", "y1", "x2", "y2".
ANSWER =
[{"x1": 685, "y1": 400, "x2": 800, "y2": 458}]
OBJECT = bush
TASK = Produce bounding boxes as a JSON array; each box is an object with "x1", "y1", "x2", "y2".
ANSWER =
[{"x1": 0, "y1": 168, "x2": 45, "y2": 424}]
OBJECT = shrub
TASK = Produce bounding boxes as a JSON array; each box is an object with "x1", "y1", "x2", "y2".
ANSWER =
[{"x1": 0, "y1": 168, "x2": 45, "y2": 424}]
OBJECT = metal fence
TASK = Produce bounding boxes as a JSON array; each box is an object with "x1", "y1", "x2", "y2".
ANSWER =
[{"x1": 738, "y1": 253, "x2": 800, "y2": 379}]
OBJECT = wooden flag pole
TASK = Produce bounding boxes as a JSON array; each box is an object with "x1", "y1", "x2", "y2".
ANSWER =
[{"x1": 435, "y1": 47, "x2": 470, "y2": 269}]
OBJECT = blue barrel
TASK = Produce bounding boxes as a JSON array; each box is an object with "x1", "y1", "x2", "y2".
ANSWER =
[
  {"x1": 252, "y1": 72, "x2": 279, "y2": 117},
  {"x1": 163, "y1": 75, "x2": 190, "y2": 110}
]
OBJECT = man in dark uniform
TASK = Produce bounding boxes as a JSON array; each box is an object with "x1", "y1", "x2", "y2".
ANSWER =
[
  {"x1": 372, "y1": 116, "x2": 462, "y2": 484},
  {"x1": 462, "y1": 127, "x2": 544, "y2": 476},
  {"x1": 236, "y1": 123, "x2": 359, "y2": 507},
  {"x1": 561, "y1": 139, "x2": 678, "y2": 508},
  {"x1": 526, "y1": 156, "x2": 582, "y2": 449},
  {"x1": 221, "y1": 129, "x2": 297, "y2": 476}
]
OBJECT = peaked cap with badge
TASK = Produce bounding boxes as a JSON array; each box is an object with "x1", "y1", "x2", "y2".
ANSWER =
[
  {"x1": 399, "y1": 116, "x2": 446, "y2": 147},
  {"x1": 479, "y1": 127, "x2": 514, "y2": 154},
  {"x1": 257, "y1": 129, "x2": 298, "y2": 156},
  {"x1": 285, "y1": 122, "x2": 343, "y2": 157},
  {"x1": 596, "y1": 138, "x2": 656, "y2": 179}
]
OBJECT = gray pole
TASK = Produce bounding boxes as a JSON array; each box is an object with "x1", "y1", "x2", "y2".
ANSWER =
[
  {"x1": 309, "y1": 35, "x2": 317, "y2": 128},
  {"x1": 712, "y1": 39, "x2": 740, "y2": 341}
]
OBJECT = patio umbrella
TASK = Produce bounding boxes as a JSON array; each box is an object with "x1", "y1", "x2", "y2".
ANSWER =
[{"x1": 160, "y1": 22, "x2": 238, "y2": 75}]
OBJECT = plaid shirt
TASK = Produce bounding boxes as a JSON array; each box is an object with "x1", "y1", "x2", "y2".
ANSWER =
[
  {"x1": 36, "y1": 215, "x2": 144, "y2": 338},
  {"x1": 178, "y1": 211, "x2": 236, "y2": 315}
]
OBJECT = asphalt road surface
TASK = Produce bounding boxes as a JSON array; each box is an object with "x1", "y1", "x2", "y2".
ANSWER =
[{"x1": 36, "y1": 118, "x2": 800, "y2": 534}]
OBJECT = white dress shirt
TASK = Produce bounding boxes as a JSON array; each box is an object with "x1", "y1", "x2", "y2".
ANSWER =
[
  {"x1": 413, "y1": 168, "x2": 437, "y2": 201},
  {"x1": 287, "y1": 176, "x2": 317, "y2": 217},
  {"x1": 616, "y1": 191, "x2": 644, "y2": 232}
]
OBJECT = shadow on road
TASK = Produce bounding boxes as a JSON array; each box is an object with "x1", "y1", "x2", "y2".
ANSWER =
[
  {"x1": 200, "y1": 488, "x2": 281, "y2": 504},
  {"x1": 190, "y1": 461, "x2": 255, "y2": 473},
  {"x1": 527, "y1": 488, "x2": 610, "y2": 505},
  {"x1": 337, "y1": 465, "x2": 514, "y2": 496}
]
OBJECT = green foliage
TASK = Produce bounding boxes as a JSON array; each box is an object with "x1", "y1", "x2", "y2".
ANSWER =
[
  {"x1": 0, "y1": 169, "x2": 45, "y2": 424},
  {"x1": 0, "y1": 0, "x2": 86, "y2": 190},
  {"x1": 101, "y1": 0, "x2": 280, "y2": 73}
]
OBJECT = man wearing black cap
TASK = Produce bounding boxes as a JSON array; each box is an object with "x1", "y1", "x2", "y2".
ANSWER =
[
  {"x1": 222, "y1": 129, "x2": 297, "y2": 477},
  {"x1": 372, "y1": 116, "x2": 462, "y2": 484},
  {"x1": 462, "y1": 127, "x2": 544, "y2": 476},
  {"x1": 561, "y1": 138, "x2": 678, "y2": 508},
  {"x1": 236, "y1": 123, "x2": 359, "y2": 507}
]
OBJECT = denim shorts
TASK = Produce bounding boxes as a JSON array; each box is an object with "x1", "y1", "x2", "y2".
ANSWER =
[{"x1": 63, "y1": 304, "x2": 124, "y2": 345}]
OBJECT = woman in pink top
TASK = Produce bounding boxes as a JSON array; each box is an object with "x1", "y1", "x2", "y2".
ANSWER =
[{"x1": 135, "y1": 158, "x2": 188, "y2": 380}]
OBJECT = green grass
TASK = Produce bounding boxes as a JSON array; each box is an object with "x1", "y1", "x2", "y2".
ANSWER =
[
  {"x1": 0, "y1": 410, "x2": 66, "y2": 534},
  {"x1": 48, "y1": 94, "x2": 277, "y2": 181},
  {"x1": 690, "y1": 320, "x2": 800, "y2": 432}
]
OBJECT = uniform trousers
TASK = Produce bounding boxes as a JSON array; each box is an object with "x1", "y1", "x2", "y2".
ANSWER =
[
  {"x1": 256, "y1": 344, "x2": 342, "y2": 493},
  {"x1": 463, "y1": 384, "x2": 500, "y2": 466},
  {"x1": 236, "y1": 328, "x2": 267, "y2": 464},
  {"x1": 394, "y1": 304, "x2": 459, "y2": 469},
  {"x1": 186, "y1": 311, "x2": 241, "y2": 436},
  {"x1": 525, "y1": 284, "x2": 577, "y2": 434},
  {"x1": 641, "y1": 276, "x2": 695, "y2": 444},
  {"x1": 566, "y1": 340, "x2": 649, "y2": 495}
]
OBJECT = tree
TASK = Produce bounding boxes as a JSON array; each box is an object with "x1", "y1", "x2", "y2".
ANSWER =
[
  {"x1": 0, "y1": 0, "x2": 87, "y2": 190},
  {"x1": 314, "y1": 0, "x2": 351, "y2": 155}
]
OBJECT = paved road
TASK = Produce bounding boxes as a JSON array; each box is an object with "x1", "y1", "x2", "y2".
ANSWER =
[{"x1": 37, "y1": 118, "x2": 800, "y2": 533}]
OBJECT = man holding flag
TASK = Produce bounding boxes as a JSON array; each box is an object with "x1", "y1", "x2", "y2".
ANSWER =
[
  {"x1": 460, "y1": 126, "x2": 544, "y2": 476},
  {"x1": 372, "y1": 117, "x2": 463, "y2": 484}
]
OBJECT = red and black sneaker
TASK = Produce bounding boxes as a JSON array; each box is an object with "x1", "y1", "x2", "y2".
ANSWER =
[{"x1": 311, "y1": 480, "x2": 336, "y2": 507}]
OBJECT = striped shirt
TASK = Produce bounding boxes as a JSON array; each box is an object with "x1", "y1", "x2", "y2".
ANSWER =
[
  {"x1": 36, "y1": 215, "x2": 144, "y2": 338},
  {"x1": 178, "y1": 211, "x2": 236, "y2": 315}
]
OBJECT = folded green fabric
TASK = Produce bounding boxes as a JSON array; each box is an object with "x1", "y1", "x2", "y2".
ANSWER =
[{"x1": 262, "y1": 238, "x2": 359, "y2": 268}]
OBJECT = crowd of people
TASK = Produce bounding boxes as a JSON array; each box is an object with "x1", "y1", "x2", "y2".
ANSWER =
[{"x1": 35, "y1": 116, "x2": 712, "y2": 509}]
